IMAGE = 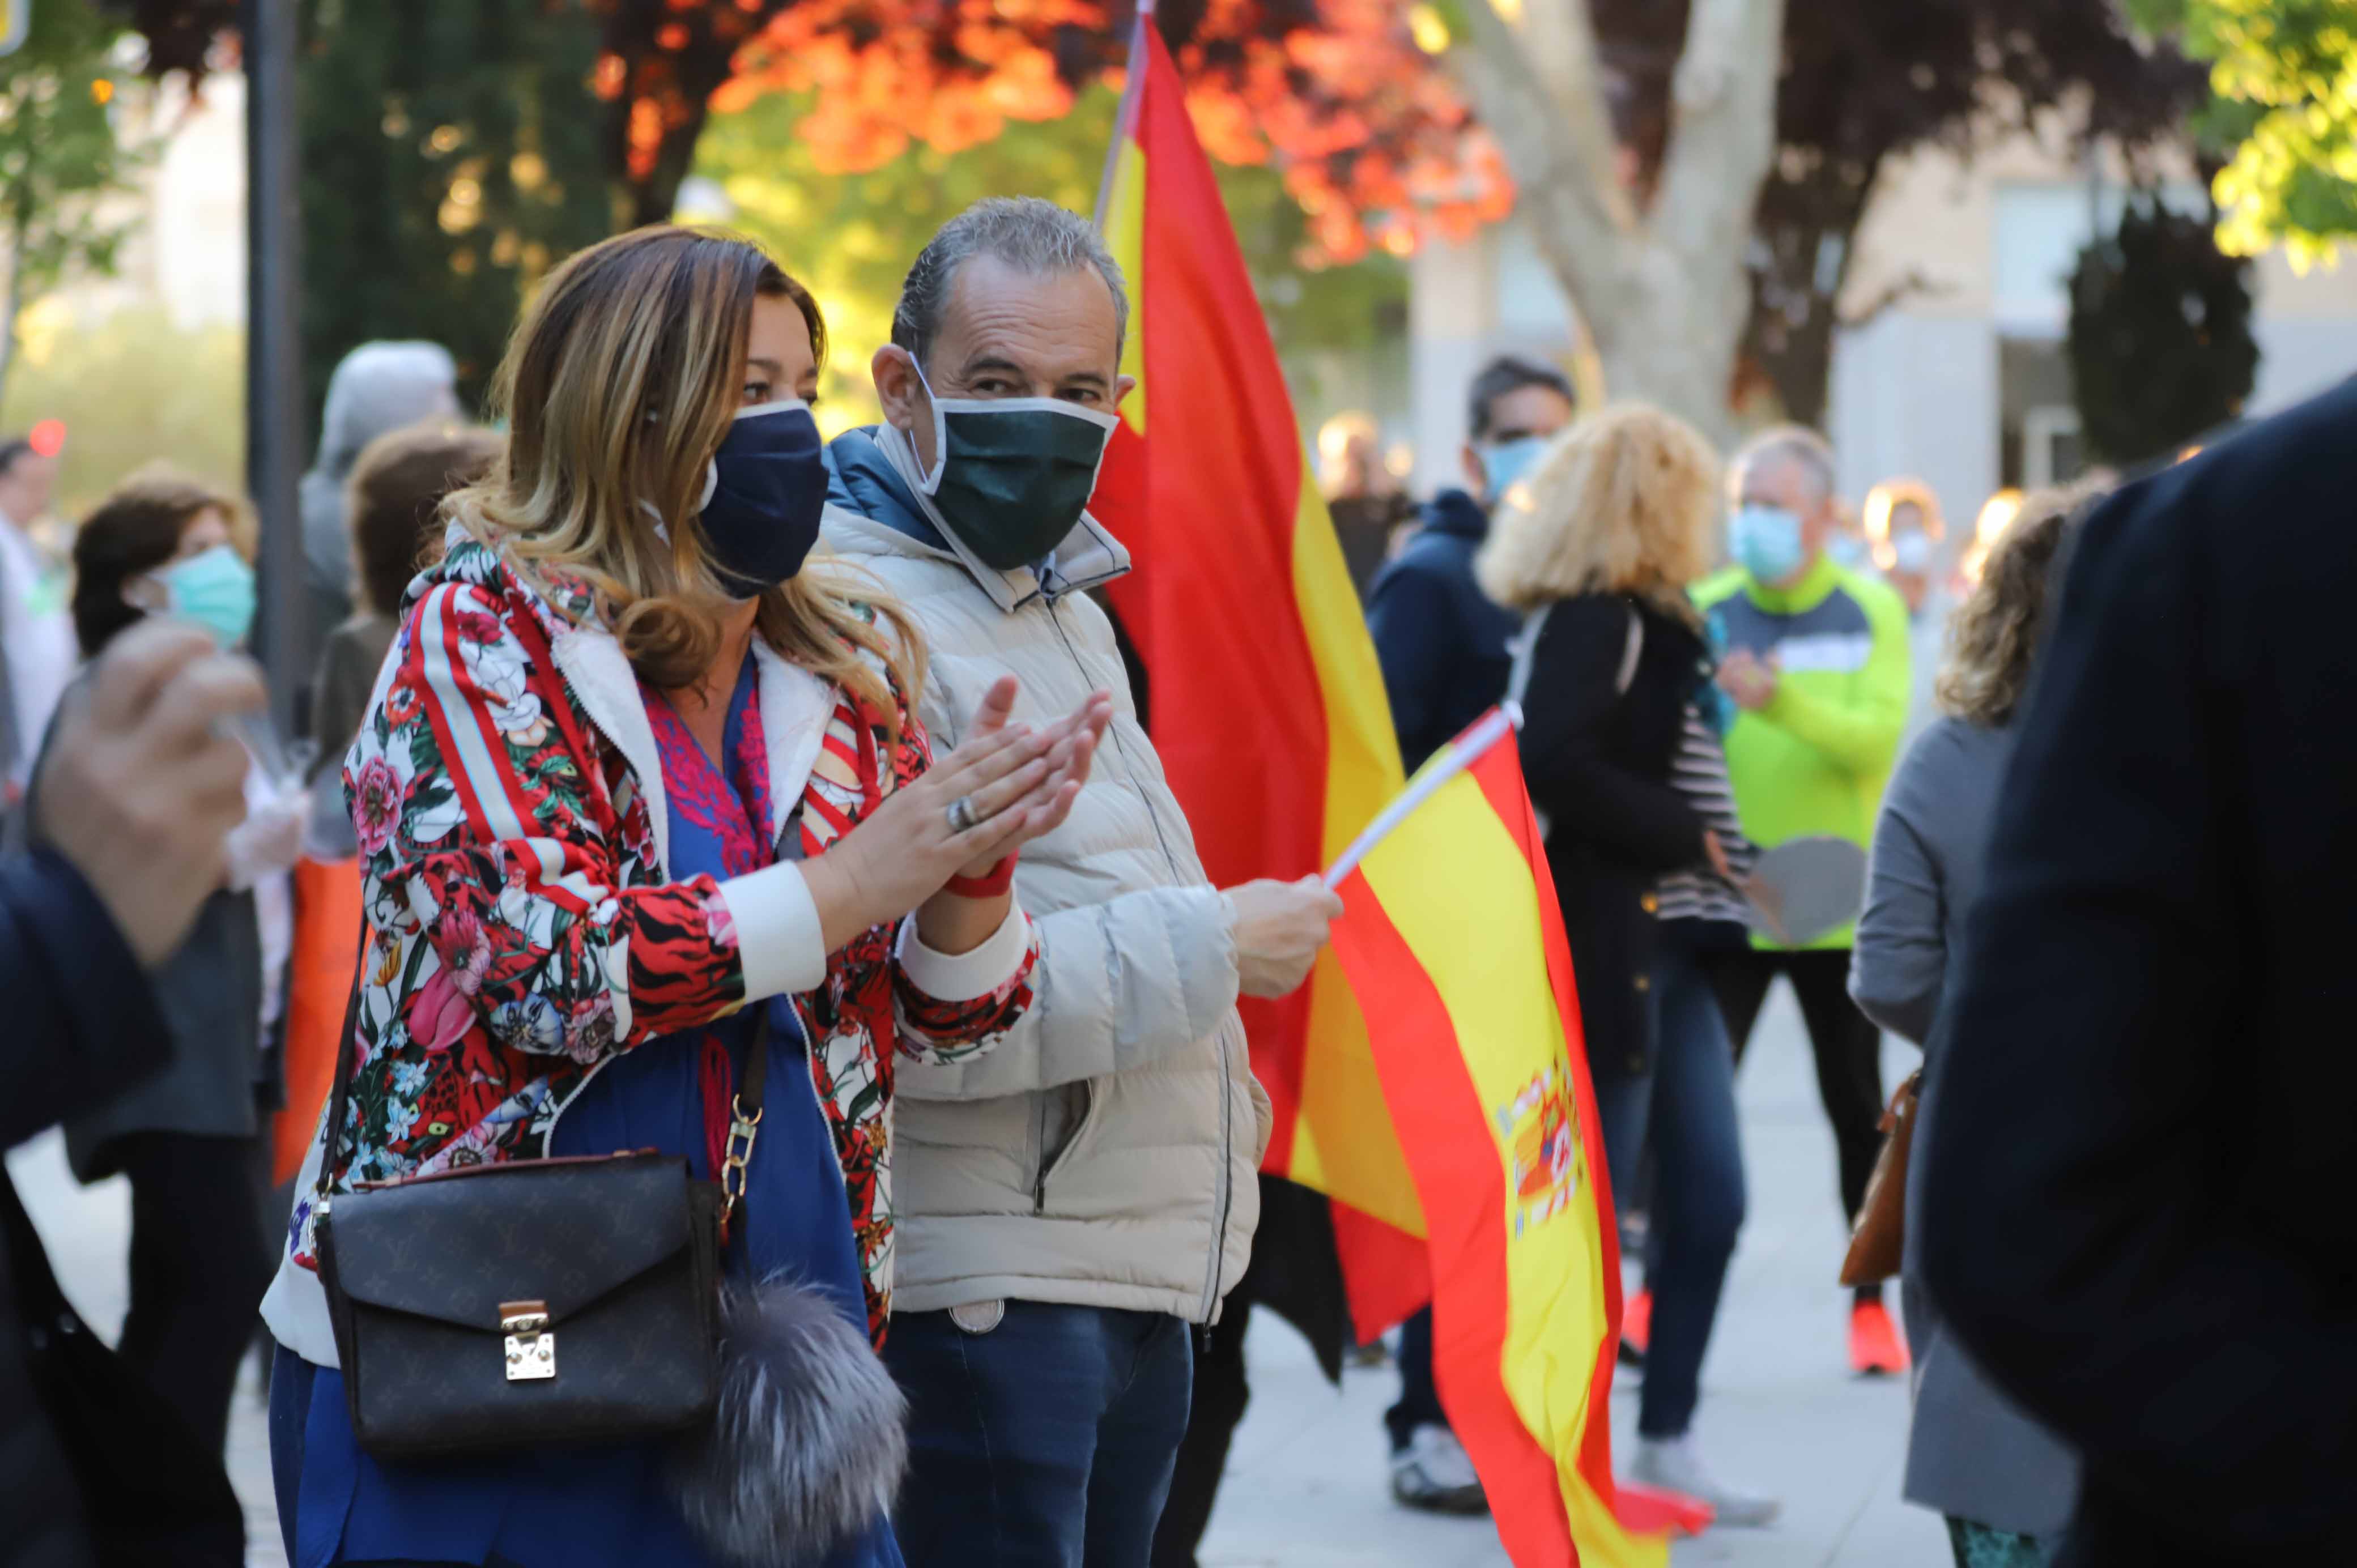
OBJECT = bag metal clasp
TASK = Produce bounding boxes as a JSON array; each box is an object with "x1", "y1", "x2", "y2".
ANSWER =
[{"x1": 501, "y1": 1299, "x2": 555, "y2": 1382}]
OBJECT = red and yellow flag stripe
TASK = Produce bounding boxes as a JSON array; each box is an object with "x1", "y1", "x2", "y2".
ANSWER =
[
  {"x1": 1331, "y1": 721, "x2": 1671, "y2": 1567},
  {"x1": 1094, "y1": 20, "x2": 1418, "y2": 1242}
]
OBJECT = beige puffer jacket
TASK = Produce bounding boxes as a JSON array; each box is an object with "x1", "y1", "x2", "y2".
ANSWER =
[{"x1": 823, "y1": 493, "x2": 1269, "y2": 1325}]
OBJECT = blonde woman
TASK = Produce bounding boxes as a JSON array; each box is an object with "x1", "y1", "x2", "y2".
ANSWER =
[
  {"x1": 1475, "y1": 404, "x2": 1775, "y2": 1524},
  {"x1": 1851, "y1": 496, "x2": 2087, "y2": 1567},
  {"x1": 262, "y1": 227, "x2": 1109, "y2": 1568}
]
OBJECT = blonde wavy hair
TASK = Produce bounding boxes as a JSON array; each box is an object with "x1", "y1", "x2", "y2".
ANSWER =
[
  {"x1": 1935, "y1": 482, "x2": 2101, "y2": 727},
  {"x1": 450, "y1": 225, "x2": 920, "y2": 721},
  {"x1": 1475, "y1": 403, "x2": 1720, "y2": 624}
]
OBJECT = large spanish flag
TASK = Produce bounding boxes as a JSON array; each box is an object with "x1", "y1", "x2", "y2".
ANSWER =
[
  {"x1": 1092, "y1": 16, "x2": 1423, "y2": 1259},
  {"x1": 1330, "y1": 713, "x2": 1673, "y2": 1567}
]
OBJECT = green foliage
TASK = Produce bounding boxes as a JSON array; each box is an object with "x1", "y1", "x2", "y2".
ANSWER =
[
  {"x1": 0, "y1": 0, "x2": 148, "y2": 401},
  {"x1": 691, "y1": 86, "x2": 1406, "y2": 431},
  {"x1": 295, "y1": 0, "x2": 614, "y2": 429},
  {"x1": 2066, "y1": 199, "x2": 2258, "y2": 466},
  {"x1": 0, "y1": 305, "x2": 244, "y2": 516},
  {"x1": 2126, "y1": 0, "x2": 2357, "y2": 267}
]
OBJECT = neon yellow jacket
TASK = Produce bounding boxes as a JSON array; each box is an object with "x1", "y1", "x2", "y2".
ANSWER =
[{"x1": 1692, "y1": 553, "x2": 1911, "y2": 949}]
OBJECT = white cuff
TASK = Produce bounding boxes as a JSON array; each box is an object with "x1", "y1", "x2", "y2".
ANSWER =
[
  {"x1": 721, "y1": 861, "x2": 827, "y2": 1000},
  {"x1": 895, "y1": 902, "x2": 1032, "y2": 1003}
]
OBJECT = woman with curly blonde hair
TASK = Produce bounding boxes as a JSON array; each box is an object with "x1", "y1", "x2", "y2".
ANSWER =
[
  {"x1": 262, "y1": 226, "x2": 1111, "y2": 1568},
  {"x1": 1852, "y1": 491, "x2": 2091, "y2": 1567},
  {"x1": 1475, "y1": 403, "x2": 1776, "y2": 1524}
]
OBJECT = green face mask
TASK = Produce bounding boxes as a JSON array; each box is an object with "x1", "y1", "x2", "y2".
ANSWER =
[{"x1": 913, "y1": 361, "x2": 1120, "y2": 572}]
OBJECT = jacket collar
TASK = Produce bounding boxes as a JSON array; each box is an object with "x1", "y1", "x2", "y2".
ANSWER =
[
  {"x1": 826, "y1": 424, "x2": 1130, "y2": 613},
  {"x1": 1420, "y1": 488, "x2": 1490, "y2": 544},
  {"x1": 423, "y1": 527, "x2": 836, "y2": 876},
  {"x1": 1743, "y1": 551, "x2": 1844, "y2": 615}
]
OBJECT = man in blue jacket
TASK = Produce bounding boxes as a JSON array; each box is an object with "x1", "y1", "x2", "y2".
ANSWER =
[{"x1": 1364, "y1": 352, "x2": 1575, "y2": 1512}]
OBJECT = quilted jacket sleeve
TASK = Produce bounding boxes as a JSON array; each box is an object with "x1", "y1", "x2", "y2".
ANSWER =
[{"x1": 359, "y1": 582, "x2": 824, "y2": 1063}]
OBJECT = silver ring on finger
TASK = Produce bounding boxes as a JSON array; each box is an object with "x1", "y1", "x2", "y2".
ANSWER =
[{"x1": 947, "y1": 794, "x2": 981, "y2": 834}]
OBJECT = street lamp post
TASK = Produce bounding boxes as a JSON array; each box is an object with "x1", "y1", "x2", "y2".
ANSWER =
[{"x1": 242, "y1": 0, "x2": 304, "y2": 737}]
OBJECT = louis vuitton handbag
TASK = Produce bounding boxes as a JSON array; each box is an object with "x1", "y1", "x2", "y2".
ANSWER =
[{"x1": 310, "y1": 946, "x2": 758, "y2": 1458}]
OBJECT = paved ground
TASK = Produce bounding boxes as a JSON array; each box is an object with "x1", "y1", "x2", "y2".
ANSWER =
[{"x1": 12, "y1": 983, "x2": 1949, "y2": 1567}]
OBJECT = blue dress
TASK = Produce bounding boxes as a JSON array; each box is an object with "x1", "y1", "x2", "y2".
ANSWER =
[{"x1": 275, "y1": 656, "x2": 902, "y2": 1568}]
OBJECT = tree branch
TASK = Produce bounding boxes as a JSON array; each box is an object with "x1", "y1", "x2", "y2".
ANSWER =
[
  {"x1": 1650, "y1": 0, "x2": 1786, "y2": 263},
  {"x1": 1452, "y1": 0, "x2": 1634, "y2": 320},
  {"x1": 1508, "y1": 0, "x2": 1640, "y2": 235}
]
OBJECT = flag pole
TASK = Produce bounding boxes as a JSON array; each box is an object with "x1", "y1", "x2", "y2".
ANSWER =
[
  {"x1": 1092, "y1": 0, "x2": 1155, "y2": 232},
  {"x1": 1324, "y1": 705, "x2": 1521, "y2": 889}
]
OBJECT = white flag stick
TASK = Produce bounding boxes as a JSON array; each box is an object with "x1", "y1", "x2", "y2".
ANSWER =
[{"x1": 1324, "y1": 704, "x2": 1522, "y2": 889}]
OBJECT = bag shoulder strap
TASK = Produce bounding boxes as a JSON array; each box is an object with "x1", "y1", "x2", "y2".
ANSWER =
[
  {"x1": 1614, "y1": 601, "x2": 1646, "y2": 698},
  {"x1": 1507, "y1": 598, "x2": 1645, "y2": 714},
  {"x1": 1505, "y1": 601, "x2": 1552, "y2": 714}
]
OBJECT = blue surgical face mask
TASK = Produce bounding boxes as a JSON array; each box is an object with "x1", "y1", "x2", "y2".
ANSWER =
[
  {"x1": 695, "y1": 398, "x2": 829, "y2": 596},
  {"x1": 1478, "y1": 436, "x2": 1549, "y2": 504},
  {"x1": 1729, "y1": 504, "x2": 1806, "y2": 585},
  {"x1": 157, "y1": 544, "x2": 256, "y2": 649},
  {"x1": 1890, "y1": 529, "x2": 1935, "y2": 575}
]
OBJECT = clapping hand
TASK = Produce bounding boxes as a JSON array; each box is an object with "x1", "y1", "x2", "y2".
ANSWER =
[{"x1": 1716, "y1": 648, "x2": 1779, "y2": 712}]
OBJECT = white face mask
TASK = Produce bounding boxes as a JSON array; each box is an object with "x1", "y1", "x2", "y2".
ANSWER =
[{"x1": 1891, "y1": 530, "x2": 1935, "y2": 574}]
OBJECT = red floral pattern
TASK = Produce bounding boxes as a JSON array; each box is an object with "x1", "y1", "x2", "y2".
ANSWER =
[{"x1": 284, "y1": 530, "x2": 1036, "y2": 1340}]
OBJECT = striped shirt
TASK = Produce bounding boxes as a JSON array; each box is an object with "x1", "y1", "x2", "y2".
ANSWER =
[{"x1": 1656, "y1": 704, "x2": 1758, "y2": 926}]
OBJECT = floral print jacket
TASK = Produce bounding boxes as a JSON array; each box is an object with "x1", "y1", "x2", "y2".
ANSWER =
[{"x1": 279, "y1": 529, "x2": 1036, "y2": 1341}]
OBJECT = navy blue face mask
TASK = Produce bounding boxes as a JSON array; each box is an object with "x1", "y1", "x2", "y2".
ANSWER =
[{"x1": 696, "y1": 399, "x2": 829, "y2": 596}]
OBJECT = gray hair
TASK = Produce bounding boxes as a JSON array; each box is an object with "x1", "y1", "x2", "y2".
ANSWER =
[
  {"x1": 890, "y1": 197, "x2": 1130, "y2": 371},
  {"x1": 1731, "y1": 424, "x2": 1836, "y2": 508}
]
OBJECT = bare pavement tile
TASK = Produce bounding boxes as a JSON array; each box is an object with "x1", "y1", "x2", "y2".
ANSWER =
[{"x1": 12, "y1": 986, "x2": 1950, "y2": 1567}]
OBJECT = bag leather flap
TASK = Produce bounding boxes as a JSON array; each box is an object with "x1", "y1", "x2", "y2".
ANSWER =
[{"x1": 326, "y1": 1154, "x2": 696, "y2": 1332}]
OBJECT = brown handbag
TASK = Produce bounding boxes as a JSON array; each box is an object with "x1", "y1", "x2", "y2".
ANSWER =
[
  {"x1": 1838, "y1": 1069, "x2": 1922, "y2": 1288},
  {"x1": 310, "y1": 930, "x2": 766, "y2": 1458}
]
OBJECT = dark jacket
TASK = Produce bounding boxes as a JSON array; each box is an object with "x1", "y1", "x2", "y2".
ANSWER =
[
  {"x1": 0, "y1": 851, "x2": 176, "y2": 1566},
  {"x1": 1517, "y1": 594, "x2": 1708, "y2": 1081},
  {"x1": 1918, "y1": 376, "x2": 2357, "y2": 1567},
  {"x1": 1365, "y1": 490, "x2": 1520, "y2": 770}
]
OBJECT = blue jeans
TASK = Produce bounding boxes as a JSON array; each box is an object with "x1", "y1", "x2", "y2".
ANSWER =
[
  {"x1": 1592, "y1": 932, "x2": 1748, "y2": 1439},
  {"x1": 886, "y1": 1303, "x2": 1193, "y2": 1568}
]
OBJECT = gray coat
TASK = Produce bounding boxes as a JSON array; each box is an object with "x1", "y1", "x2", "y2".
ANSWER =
[
  {"x1": 16, "y1": 689, "x2": 268, "y2": 1181},
  {"x1": 1850, "y1": 716, "x2": 2080, "y2": 1537}
]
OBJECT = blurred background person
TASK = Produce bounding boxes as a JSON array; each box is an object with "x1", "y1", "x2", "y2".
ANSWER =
[
  {"x1": 296, "y1": 341, "x2": 460, "y2": 698},
  {"x1": 45, "y1": 468, "x2": 303, "y2": 1457},
  {"x1": 1920, "y1": 382, "x2": 2357, "y2": 1566},
  {"x1": 1477, "y1": 404, "x2": 1775, "y2": 1526},
  {"x1": 1862, "y1": 479, "x2": 1951, "y2": 745},
  {"x1": 1363, "y1": 350, "x2": 1573, "y2": 1514},
  {"x1": 306, "y1": 419, "x2": 503, "y2": 783},
  {"x1": 1850, "y1": 496, "x2": 2084, "y2": 1568},
  {"x1": 0, "y1": 436, "x2": 74, "y2": 813},
  {"x1": 2, "y1": 620, "x2": 269, "y2": 1566},
  {"x1": 1694, "y1": 425, "x2": 1912, "y2": 1377},
  {"x1": 1321, "y1": 412, "x2": 1418, "y2": 600}
]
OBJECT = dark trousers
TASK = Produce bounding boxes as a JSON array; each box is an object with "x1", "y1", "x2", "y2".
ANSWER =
[
  {"x1": 1150, "y1": 1293, "x2": 1250, "y2": 1568},
  {"x1": 1382, "y1": 1307, "x2": 1446, "y2": 1452},
  {"x1": 887, "y1": 1302, "x2": 1193, "y2": 1568},
  {"x1": 1697, "y1": 945, "x2": 1885, "y2": 1302},
  {"x1": 113, "y1": 1131, "x2": 275, "y2": 1456},
  {"x1": 1592, "y1": 936, "x2": 1748, "y2": 1438}
]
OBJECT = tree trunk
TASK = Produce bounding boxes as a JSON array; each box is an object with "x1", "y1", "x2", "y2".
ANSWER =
[
  {"x1": 1456, "y1": 0, "x2": 1785, "y2": 446},
  {"x1": 0, "y1": 220, "x2": 26, "y2": 414}
]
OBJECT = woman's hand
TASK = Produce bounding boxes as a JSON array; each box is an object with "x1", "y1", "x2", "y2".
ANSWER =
[
  {"x1": 798, "y1": 678, "x2": 1083, "y2": 952},
  {"x1": 952, "y1": 680, "x2": 1113, "y2": 877}
]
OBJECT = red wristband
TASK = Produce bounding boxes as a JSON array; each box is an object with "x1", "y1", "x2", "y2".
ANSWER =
[{"x1": 944, "y1": 854, "x2": 1018, "y2": 899}]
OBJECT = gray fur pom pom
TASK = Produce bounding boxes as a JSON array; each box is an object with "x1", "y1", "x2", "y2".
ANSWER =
[{"x1": 666, "y1": 1276, "x2": 908, "y2": 1565}]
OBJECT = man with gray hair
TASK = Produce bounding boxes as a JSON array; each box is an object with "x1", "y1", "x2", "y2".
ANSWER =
[
  {"x1": 823, "y1": 195, "x2": 1343, "y2": 1562},
  {"x1": 1691, "y1": 424, "x2": 1912, "y2": 1379}
]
